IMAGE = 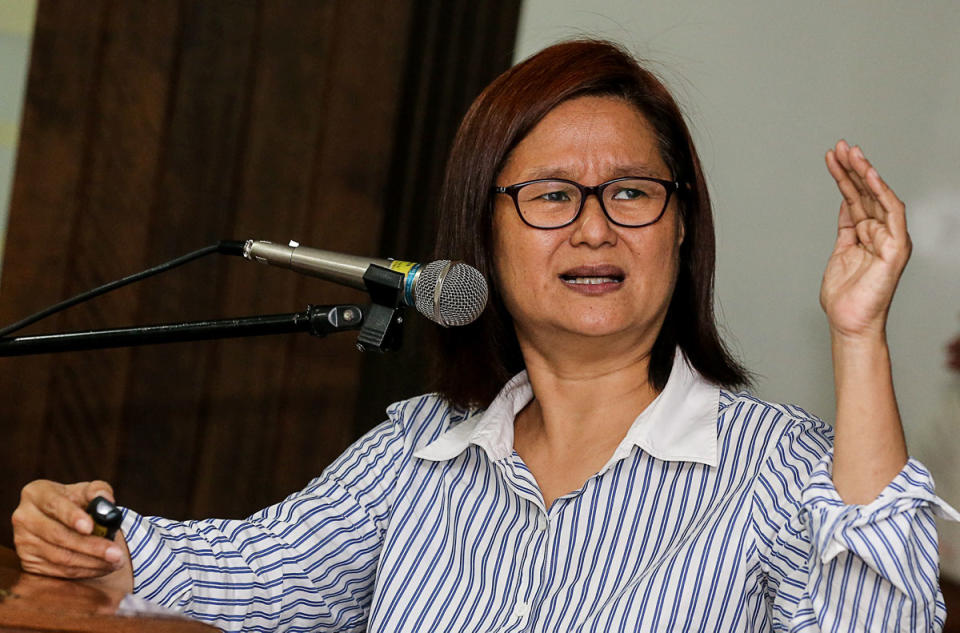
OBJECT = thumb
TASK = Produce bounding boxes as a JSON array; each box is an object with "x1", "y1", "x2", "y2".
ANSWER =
[{"x1": 83, "y1": 480, "x2": 116, "y2": 504}]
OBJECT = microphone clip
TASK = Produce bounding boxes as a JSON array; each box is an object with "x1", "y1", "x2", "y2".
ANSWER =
[{"x1": 355, "y1": 265, "x2": 407, "y2": 353}]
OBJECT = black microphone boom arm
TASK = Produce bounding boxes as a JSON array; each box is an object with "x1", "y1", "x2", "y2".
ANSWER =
[{"x1": 0, "y1": 304, "x2": 366, "y2": 356}]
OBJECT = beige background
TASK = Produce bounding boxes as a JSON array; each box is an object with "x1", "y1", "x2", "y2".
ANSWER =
[
  {"x1": 515, "y1": 0, "x2": 960, "y2": 577},
  {"x1": 0, "y1": 1, "x2": 35, "y2": 277}
]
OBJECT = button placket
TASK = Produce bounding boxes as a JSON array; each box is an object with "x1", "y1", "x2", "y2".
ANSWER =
[
  {"x1": 537, "y1": 514, "x2": 549, "y2": 533},
  {"x1": 504, "y1": 505, "x2": 550, "y2": 631}
]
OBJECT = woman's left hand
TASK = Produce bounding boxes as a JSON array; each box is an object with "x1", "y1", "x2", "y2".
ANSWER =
[
  {"x1": 822, "y1": 140, "x2": 910, "y2": 504},
  {"x1": 821, "y1": 140, "x2": 911, "y2": 341}
]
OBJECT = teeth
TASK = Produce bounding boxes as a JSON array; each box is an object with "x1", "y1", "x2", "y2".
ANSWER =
[{"x1": 564, "y1": 276, "x2": 620, "y2": 285}]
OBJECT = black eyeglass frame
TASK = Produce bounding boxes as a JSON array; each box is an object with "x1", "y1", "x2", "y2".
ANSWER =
[{"x1": 493, "y1": 176, "x2": 681, "y2": 229}]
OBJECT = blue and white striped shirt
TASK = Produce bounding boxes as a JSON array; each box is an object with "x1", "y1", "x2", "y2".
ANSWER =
[{"x1": 120, "y1": 351, "x2": 959, "y2": 631}]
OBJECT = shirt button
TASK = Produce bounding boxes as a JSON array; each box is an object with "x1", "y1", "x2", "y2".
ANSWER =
[
  {"x1": 538, "y1": 516, "x2": 549, "y2": 532},
  {"x1": 513, "y1": 601, "x2": 530, "y2": 618}
]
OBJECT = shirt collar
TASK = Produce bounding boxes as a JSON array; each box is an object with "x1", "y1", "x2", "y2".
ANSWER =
[{"x1": 413, "y1": 350, "x2": 720, "y2": 468}]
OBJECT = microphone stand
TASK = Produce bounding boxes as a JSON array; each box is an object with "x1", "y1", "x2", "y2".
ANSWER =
[
  {"x1": 0, "y1": 265, "x2": 410, "y2": 357},
  {"x1": 0, "y1": 304, "x2": 366, "y2": 356}
]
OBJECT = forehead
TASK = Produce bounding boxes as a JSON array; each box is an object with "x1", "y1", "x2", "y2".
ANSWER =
[{"x1": 500, "y1": 95, "x2": 668, "y2": 181}]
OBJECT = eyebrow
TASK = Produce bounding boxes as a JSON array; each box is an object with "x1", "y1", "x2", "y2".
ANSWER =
[{"x1": 521, "y1": 165, "x2": 668, "y2": 181}]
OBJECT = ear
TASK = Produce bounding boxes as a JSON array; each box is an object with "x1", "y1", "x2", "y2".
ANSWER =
[{"x1": 676, "y1": 209, "x2": 686, "y2": 247}]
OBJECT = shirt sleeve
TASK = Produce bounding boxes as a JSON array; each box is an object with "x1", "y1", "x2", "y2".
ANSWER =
[
  {"x1": 751, "y1": 416, "x2": 960, "y2": 632},
  {"x1": 118, "y1": 416, "x2": 404, "y2": 633}
]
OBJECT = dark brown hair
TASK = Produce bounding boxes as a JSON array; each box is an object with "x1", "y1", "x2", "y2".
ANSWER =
[{"x1": 430, "y1": 39, "x2": 750, "y2": 409}]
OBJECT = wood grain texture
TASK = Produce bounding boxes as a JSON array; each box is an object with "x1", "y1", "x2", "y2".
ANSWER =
[
  {"x1": 39, "y1": 0, "x2": 182, "y2": 507},
  {"x1": 0, "y1": 546, "x2": 217, "y2": 631},
  {"x1": 0, "y1": 0, "x2": 108, "y2": 514},
  {"x1": 352, "y1": 0, "x2": 523, "y2": 435},
  {"x1": 247, "y1": 0, "x2": 417, "y2": 504},
  {"x1": 110, "y1": 0, "x2": 261, "y2": 522}
]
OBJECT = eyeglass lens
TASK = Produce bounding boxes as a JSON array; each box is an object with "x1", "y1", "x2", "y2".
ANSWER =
[{"x1": 515, "y1": 179, "x2": 668, "y2": 228}]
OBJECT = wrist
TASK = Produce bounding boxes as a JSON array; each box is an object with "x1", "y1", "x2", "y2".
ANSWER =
[
  {"x1": 830, "y1": 331, "x2": 892, "y2": 387},
  {"x1": 830, "y1": 327, "x2": 888, "y2": 355}
]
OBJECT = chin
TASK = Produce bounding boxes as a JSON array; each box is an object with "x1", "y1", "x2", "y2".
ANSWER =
[{"x1": 562, "y1": 315, "x2": 636, "y2": 339}]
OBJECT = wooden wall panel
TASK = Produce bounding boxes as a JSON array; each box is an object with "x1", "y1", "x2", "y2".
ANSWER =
[
  {"x1": 181, "y1": 0, "x2": 342, "y2": 522},
  {"x1": 40, "y1": 0, "x2": 182, "y2": 505},
  {"x1": 111, "y1": 0, "x2": 262, "y2": 521},
  {"x1": 0, "y1": 0, "x2": 520, "y2": 545},
  {"x1": 188, "y1": 0, "x2": 417, "y2": 517},
  {"x1": 254, "y1": 0, "x2": 418, "y2": 502},
  {"x1": 353, "y1": 0, "x2": 524, "y2": 434},
  {"x1": 0, "y1": 1, "x2": 110, "y2": 498}
]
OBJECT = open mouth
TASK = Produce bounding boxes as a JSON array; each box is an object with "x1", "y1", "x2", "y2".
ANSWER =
[
  {"x1": 561, "y1": 276, "x2": 622, "y2": 285},
  {"x1": 559, "y1": 265, "x2": 625, "y2": 286}
]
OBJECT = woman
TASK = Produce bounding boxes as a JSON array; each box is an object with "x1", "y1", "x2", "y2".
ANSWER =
[{"x1": 12, "y1": 40, "x2": 957, "y2": 631}]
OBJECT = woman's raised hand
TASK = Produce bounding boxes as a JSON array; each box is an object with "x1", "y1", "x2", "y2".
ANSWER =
[
  {"x1": 822, "y1": 140, "x2": 911, "y2": 503},
  {"x1": 821, "y1": 140, "x2": 912, "y2": 340},
  {"x1": 11, "y1": 479, "x2": 133, "y2": 590}
]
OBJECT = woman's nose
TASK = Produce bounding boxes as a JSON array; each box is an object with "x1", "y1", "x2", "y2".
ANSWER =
[{"x1": 570, "y1": 194, "x2": 617, "y2": 247}]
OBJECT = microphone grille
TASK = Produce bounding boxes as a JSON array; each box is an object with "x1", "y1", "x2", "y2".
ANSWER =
[{"x1": 414, "y1": 260, "x2": 488, "y2": 326}]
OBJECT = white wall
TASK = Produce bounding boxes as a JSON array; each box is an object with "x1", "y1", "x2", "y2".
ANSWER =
[
  {"x1": 516, "y1": 1, "x2": 960, "y2": 574},
  {"x1": 0, "y1": 1, "x2": 36, "y2": 281}
]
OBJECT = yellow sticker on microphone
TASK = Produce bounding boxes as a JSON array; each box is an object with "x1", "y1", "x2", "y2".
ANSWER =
[{"x1": 389, "y1": 261, "x2": 418, "y2": 274}]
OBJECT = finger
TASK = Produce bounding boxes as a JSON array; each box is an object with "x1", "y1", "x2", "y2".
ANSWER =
[
  {"x1": 834, "y1": 141, "x2": 870, "y2": 195},
  {"x1": 19, "y1": 538, "x2": 118, "y2": 575},
  {"x1": 15, "y1": 503, "x2": 124, "y2": 564},
  {"x1": 22, "y1": 563, "x2": 107, "y2": 580},
  {"x1": 826, "y1": 150, "x2": 862, "y2": 205},
  {"x1": 847, "y1": 146, "x2": 886, "y2": 221},
  {"x1": 834, "y1": 202, "x2": 858, "y2": 249},
  {"x1": 19, "y1": 542, "x2": 117, "y2": 578},
  {"x1": 865, "y1": 166, "x2": 908, "y2": 241},
  {"x1": 22, "y1": 481, "x2": 93, "y2": 534},
  {"x1": 837, "y1": 144, "x2": 870, "y2": 202},
  {"x1": 833, "y1": 140, "x2": 858, "y2": 181},
  {"x1": 841, "y1": 144, "x2": 869, "y2": 184},
  {"x1": 837, "y1": 141, "x2": 866, "y2": 185},
  {"x1": 82, "y1": 480, "x2": 115, "y2": 504},
  {"x1": 15, "y1": 536, "x2": 118, "y2": 579},
  {"x1": 826, "y1": 150, "x2": 870, "y2": 224},
  {"x1": 835, "y1": 138, "x2": 850, "y2": 156},
  {"x1": 36, "y1": 485, "x2": 95, "y2": 534},
  {"x1": 854, "y1": 217, "x2": 885, "y2": 252}
]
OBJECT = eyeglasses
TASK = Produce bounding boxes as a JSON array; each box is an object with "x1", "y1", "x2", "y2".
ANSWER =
[{"x1": 493, "y1": 176, "x2": 680, "y2": 229}]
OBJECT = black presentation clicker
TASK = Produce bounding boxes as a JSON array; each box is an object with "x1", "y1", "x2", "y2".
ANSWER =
[{"x1": 86, "y1": 496, "x2": 123, "y2": 540}]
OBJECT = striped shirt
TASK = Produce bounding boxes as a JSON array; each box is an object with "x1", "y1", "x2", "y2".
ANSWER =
[{"x1": 120, "y1": 351, "x2": 959, "y2": 631}]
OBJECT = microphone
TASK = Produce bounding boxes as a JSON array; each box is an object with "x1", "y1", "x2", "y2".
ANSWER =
[{"x1": 243, "y1": 240, "x2": 488, "y2": 327}]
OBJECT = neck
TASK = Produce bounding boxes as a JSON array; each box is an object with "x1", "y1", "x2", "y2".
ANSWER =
[{"x1": 514, "y1": 331, "x2": 661, "y2": 459}]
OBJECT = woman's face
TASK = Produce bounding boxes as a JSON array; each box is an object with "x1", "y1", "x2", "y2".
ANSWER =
[{"x1": 492, "y1": 95, "x2": 684, "y2": 350}]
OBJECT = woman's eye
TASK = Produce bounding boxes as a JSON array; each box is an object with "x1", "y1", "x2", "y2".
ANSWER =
[
  {"x1": 612, "y1": 188, "x2": 647, "y2": 200},
  {"x1": 540, "y1": 190, "x2": 571, "y2": 202}
]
